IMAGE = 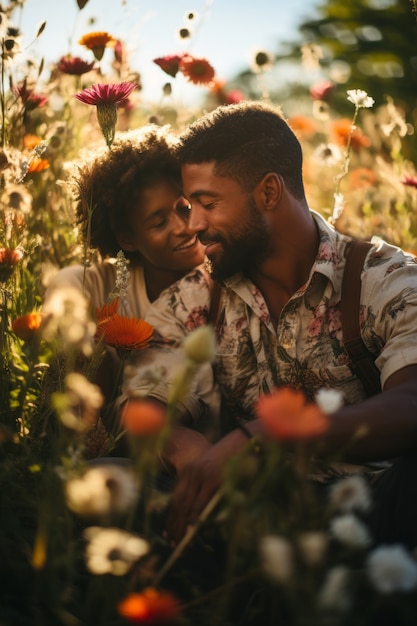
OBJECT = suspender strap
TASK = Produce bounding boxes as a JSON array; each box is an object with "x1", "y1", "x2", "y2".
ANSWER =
[{"x1": 341, "y1": 240, "x2": 381, "y2": 396}]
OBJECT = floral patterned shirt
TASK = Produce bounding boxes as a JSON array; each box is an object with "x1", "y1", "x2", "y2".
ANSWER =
[{"x1": 124, "y1": 211, "x2": 417, "y2": 430}]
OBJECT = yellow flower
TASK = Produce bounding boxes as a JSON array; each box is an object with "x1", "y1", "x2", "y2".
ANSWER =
[{"x1": 78, "y1": 31, "x2": 116, "y2": 61}]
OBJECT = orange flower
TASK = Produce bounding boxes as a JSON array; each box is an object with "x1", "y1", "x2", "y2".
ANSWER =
[
  {"x1": 287, "y1": 115, "x2": 318, "y2": 138},
  {"x1": 12, "y1": 313, "x2": 44, "y2": 341},
  {"x1": 330, "y1": 118, "x2": 370, "y2": 150},
  {"x1": 349, "y1": 168, "x2": 378, "y2": 190},
  {"x1": 28, "y1": 157, "x2": 50, "y2": 174},
  {"x1": 118, "y1": 588, "x2": 180, "y2": 624},
  {"x1": 122, "y1": 399, "x2": 165, "y2": 436},
  {"x1": 179, "y1": 55, "x2": 215, "y2": 85},
  {"x1": 78, "y1": 31, "x2": 116, "y2": 61},
  {"x1": 95, "y1": 314, "x2": 153, "y2": 352},
  {"x1": 23, "y1": 134, "x2": 42, "y2": 150},
  {"x1": 95, "y1": 297, "x2": 119, "y2": 323},
  {"x1": 256, "y1": 387, "x2": 329, "y2": 441}
]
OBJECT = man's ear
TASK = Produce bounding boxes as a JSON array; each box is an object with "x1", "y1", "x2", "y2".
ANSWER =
[
  {"x1": 255, "y1": 172, "x2": 283, "y2": 210},
  {"x1": 116, "y1": 232, "x2": 136, "y2": 252}
]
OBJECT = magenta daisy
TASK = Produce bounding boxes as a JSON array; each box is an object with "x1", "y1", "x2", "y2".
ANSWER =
[{"x1": 74, "y1": 81, "x2": 138, "y2": 148}]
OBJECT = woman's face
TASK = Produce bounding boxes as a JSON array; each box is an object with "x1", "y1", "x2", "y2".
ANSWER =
[{"x1": 121, "y1": 179, "x2": 205, "y2": 272}]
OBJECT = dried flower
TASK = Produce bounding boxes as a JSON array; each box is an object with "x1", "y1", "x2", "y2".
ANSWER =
[
  {"x1": 74, "y1": 82, "x2": 138, "y2": 147},
  {"x1": 153, "y1": 53, "x2": 185, "y2": 78},
  {"x1": 83, "y1": 527, "x2": 149, "y2": 575},
  {"x1": 65, "y1": 463, "x2": 139, "y2": 516},
  {"x1": 57, "y1": 55, "x2": 95, "y2": 75},
  {"x1": 53, "y1": 372, "x2": 104, "y2": 432},
  {"x1": 118, "y1": 587, "x2": 181, "y2": 624},
  {"x1": 122, "y1": 398, "x2": 165, "y2": 436},
  {"x1": 179, "y1": 55, "x2": 215, "y2": 85},
  {"x1": 256, "y1": 387, "x2": 329, "y2": 441},
  {"x1": 330, "y1": 513, "x2": 372, "y2": 549},
  {"x1": 347, "y1": 89, "x2": 375, "y2": 109},
  {"x1": 251, "y1": 49, "x2": 274, "y2": 73},
  {"x1": 78, "y1": 31, "x2": 116, "y2": 61},
  {"x1": 367, "y1": 544, "x2": 417, "y2": 594},
  {"x1": 328, "y1": 475, "x2": 372, "y2": 514},
  {"x1": 259, "y1": 535, "x2": 294, "y2": 583},
  {"x1": 315, "y1": 388, "x2": 343, "y2": 414},
  {"x1": 12, "y1": 312, "x2": 43, "y2": 341},
  {"x1": 95, "y1": 314, "x2": 153, "y2": 355}
]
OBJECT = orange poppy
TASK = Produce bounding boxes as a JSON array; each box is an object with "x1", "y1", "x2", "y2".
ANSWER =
[
  {"x1": 287, "y1": 115, "x2": 318, "y2": 138},
  {"x1": 23, "y1": 134, "x2": 42, "y2": 150},
  {"x1": 349, "y1": 168, "x2": 378, "y2": 190},
  {"x1": 95, "y1": 314, "x2": 153, "y2": 351},
  {"x1": 330, "y1": 118, "x2": 370, "y2": 150},
  {"x1": 256, "y1": 387, "x2": 329, "y2": 441},
  {"x1": 122, "y1": 398, "x2": 165, "y2": 436},
  {"x1": 118, "y1": 588, "x2": 180, "y2": 624},
  {"x1": 12, "y1": 312, "x2": 44, "y2": 341}
]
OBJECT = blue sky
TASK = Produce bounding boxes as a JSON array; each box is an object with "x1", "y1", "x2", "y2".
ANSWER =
[{"x1": 19, "y1": 0, "x2": 320, "y2": 103}]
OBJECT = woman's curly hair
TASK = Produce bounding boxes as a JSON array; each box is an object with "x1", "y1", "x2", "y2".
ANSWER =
[{"x1": 70, "y1": 124, "x2": 180, "y2": 261}]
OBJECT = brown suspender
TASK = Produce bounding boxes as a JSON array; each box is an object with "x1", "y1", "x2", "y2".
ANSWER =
[
  {"x1": 207, "y1": 239, "x2": 381, "y2": 397},
  {"x1": 341, "y1": 239, "x2": 381, "y2": 396}
]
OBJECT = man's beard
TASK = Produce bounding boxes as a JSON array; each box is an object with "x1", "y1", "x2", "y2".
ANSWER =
[{"x1": 208, "y1": 199, "x2": 270, "y2": 281}]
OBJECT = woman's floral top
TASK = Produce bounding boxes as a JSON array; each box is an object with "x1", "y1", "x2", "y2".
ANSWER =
[{"x1": 123, "y1": 212, "x2": 417, "y2": 429}]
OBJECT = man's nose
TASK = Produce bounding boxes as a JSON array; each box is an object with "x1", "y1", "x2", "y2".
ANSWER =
[{"x1": 187, "y1": 203, "x2": 207, "y2": 235}]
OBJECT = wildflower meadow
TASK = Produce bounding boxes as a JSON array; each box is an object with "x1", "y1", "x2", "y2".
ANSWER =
[{"x1": 1, "y1": 1, "x2": 417, "y2": 625}]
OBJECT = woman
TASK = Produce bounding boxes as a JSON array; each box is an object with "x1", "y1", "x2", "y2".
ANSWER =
[{"x1": 45, "y1": 124, "x2": 205, "y2": 317}]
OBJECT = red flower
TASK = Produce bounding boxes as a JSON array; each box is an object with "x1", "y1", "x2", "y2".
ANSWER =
[
  {"x1": 14, "y1": 83, "x2": 48, "y2": 110},
  {"x1": 179, "y1": 55, "x2": 215, "y2": 85},
  {"x1": 74, "y1": 81, "x2": 137, "y2": 106},
  {"x1": 96, "y1": 297, "x2": 119, "y2": 323},
  {"x1": 118, "y1": 588, "x2": 180, "y2": 624},
  {"x1": 309, "y1": 80, "x2": 335, "y2": 101},
  {"x1": 153, "y1": 54, "x2": 185, "y2": 78},
  {"x1": 401, "y1": 175, "x2": 417, "y2": 189},
  {"x1": 122, "y1": 399, "x2": 165, "y2": 436},
  {"x1": 74, "y1": 82, "x2": 138, "y2": 147},
  {"x1": 12, "y1": 313, "x2": 44, "y2": 341},
  {"x1": 256, "y1": 387, "x2": 329, "y2": 441},
  {"x1": 0, "y1": 247, "x2": 23, "y2": 282},
  {"x1": 57, "y1": 55, "x2": 95, "y2": 76}
]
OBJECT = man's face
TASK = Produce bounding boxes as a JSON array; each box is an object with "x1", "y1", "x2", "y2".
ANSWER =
[{"x1": 181, "y1": 162, "x2": 269, "y2": 280}]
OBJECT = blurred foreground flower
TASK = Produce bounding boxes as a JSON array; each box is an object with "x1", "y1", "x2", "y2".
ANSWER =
[
  {"x1": 95, "y1": 314, "x2": 153, "y2": 356},
  {"x1": 74, "y1": 82, "x2": 138, "y2": 148},
  {"x1": 78, "y1": 31, "x2": 116, "y2": 61},
  {"x1": 366, "y1": 544, "x2": 417, "y2": 594},
  {"x1": 12, "y1": 312, "x2": 43, "y2": 341},
  {"x1": 83, "y1": 527, "x2": 149, "y2": 575},
  {"x1": 118, "y1": 588, "x2": 181, "y2": 624},
  {"x1": 122, "y1": 398, "x2": 165, "y2": 436},
  {"x1": 65, "y1": 463, "x2": 139, "y2": 517},
  {"x1": 52, "y1": 372, "x2": 104, "y2": 432},
  {"x1": 256, "y1": 387, "x2": 329, "y2": 440}
]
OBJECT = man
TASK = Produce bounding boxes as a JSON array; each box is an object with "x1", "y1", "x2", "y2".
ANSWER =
[{"x1": 123, "y1": 101, "x2": 417, "y2": 545}]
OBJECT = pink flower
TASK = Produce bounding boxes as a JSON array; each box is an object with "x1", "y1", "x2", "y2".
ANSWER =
[
  {"x1": 153, "y1": 54, "x2": 185, "y2": 78},
  {"x1": 74, "y1": 82, "x2": 138, "y2": 148},
  {"x1": 310, "y1": 80, "x2": 335, "y2": 101}
]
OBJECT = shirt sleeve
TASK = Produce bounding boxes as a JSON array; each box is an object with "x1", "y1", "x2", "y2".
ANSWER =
[
  {"x1": 122, "y1": 268, "x2": 215, "y2": 422},
  {"x1": 361, "y1": 244, "x2": 417, "y2": 388}
]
